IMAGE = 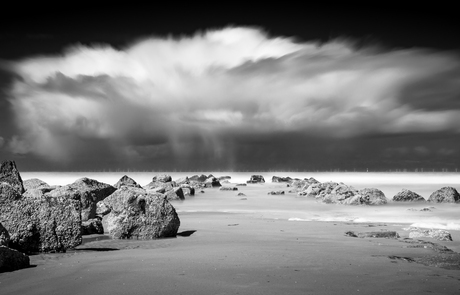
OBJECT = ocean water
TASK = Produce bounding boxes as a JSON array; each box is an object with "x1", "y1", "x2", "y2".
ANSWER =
[{"x1": 21, "y1": 171, "x2": 460, "y2": 230}]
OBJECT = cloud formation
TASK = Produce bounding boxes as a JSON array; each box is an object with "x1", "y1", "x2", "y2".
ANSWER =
[{"x1": 4, "y1": 27, "x2": 460, "y2": 169}]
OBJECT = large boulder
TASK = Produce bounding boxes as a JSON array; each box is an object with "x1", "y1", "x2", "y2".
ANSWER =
[
  {"x1": 0, "y1": 246, "x2": 30, "y2": 273},
  {"x1": 322, "y1": 183, "x2": 359, "y2": 204},
  {"x1": 406, "y1": 228, "x2": 453, "y2": 241},
  {"x1": 189, "y1": 174, "x2": 208, "y2": 182},
  {"x1": 428, "y1": 187, "x2": 460, "y2": 203},
  {"x1": 247, "y1": 175, "x2": 265, "y2": 184},
  {"x1": 152, "y1": 174, "x2": 172, "y2": 183},
  {"x1": 0, "y1": 160, "x2": 24, "y2": 194},
  {"x1": 114, "y1": 175, "x2": 141, "y2": 189},
  {"x1": 0, "y1": 196, "x2": 82, "y2": 253},
  {"x1": 97, "y1": 186, "x2": 180, "y2": 239},
  {"x1": 0, "y1": 222, "x2": 10, "y2": 246},
  {"x1": 303, "y1": 181, "x2": 339, "y2": 199},
  {"x1": 393, "y1": 189, "x2": 425, "y2": 202},
  {"x1": 46, "y1": 177, "x2": 116, "y2": 221}
]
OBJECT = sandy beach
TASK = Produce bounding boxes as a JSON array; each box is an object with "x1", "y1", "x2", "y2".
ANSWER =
[{"x1": 1, "y1": 180, "x2": 460, "y2": 295}]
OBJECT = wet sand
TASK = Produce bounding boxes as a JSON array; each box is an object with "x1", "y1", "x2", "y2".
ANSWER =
[{"x1": 1, "y1": 183, "x2": 460, "y2": 294}]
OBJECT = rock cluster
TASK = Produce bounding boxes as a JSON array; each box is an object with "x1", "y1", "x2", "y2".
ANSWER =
[{"x1": 247, "y1": 175, "x2": 265, "y2": 184}]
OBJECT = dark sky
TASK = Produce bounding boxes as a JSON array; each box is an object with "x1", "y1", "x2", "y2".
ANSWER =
[{"x1": 1, "y1": 5, "x2": 460, "y2": 171}]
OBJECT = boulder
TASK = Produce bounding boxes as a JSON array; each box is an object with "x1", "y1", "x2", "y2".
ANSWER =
[
  {"x1": 0, "y1": 196, "x2": 82, "y2": 253},
  {"x1": 152, "y1": 174, "x2": 172, "y2": 183},
  {"x1": 189, "y1": 174, "x2": 208, "y2": 182},
  {"x1": 98, "y1": 186, "x2": 180, "y2": 239},
  {"x1": 165, "y1": 187, "x2": 185, "y2": 201},
  {"x1": 114, "y1": 175, "x2": 141, "y2": 189},
  {"x1": 428, "y1": 187, "x2": 460, "y2": 203},
  {"x1": 292, "y1": 177, "x2": 320, "y2": 192},
  {"x1": 0, "y1": 222, "x2": 10, "y2": 246},
  {"x1": 272, "y1": 176, "x2": 292, "y2": 183},
  {"x1": 406, "y1": 228, "x2": 453, "y2": 241},
  {"x1": 0, "y1": 246, "x2": 30, "y2": 272},
  {"x1": 175, "y1": 177, "x2": 190, "y2": 185},
  {"x1": 0, "y1": 160, "x2": 24, "y2": 194},
  {"x1": 81, "y1": 218, "x2": 104, "y2": 235},
  {"x1": 322, "y1": 183, "x2": 358, "y2": 204},
  {"x1": 247, "y1": 175, "x2": 265, "y2": 184},
  {"x1": 23, "y1": 178, "x2": 50, "y2": 191},
  {"x1": 220, "y1": 187, "x2": 238, "y2": 191},
  {"x1": 46, "y1": 177, "x2": 116, "y2": 221},
  {"x1": 356, "y1": 188, "x2": 388, "y2": 205},
  {"x1": 302, "y1": 181, "x2": 339, "y2": 198},
  {"x1": 393, "y1": 189, "x2": 425, "y2": 202}
]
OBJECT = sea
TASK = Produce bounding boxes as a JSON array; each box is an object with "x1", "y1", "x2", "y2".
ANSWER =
[{"x1": 21, "y1": 171, "x2": 460, "y2": 230}]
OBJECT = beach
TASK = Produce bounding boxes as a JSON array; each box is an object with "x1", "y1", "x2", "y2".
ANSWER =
[{"x1": 1, "y1": 178, "x2": 460, "y2": 294}]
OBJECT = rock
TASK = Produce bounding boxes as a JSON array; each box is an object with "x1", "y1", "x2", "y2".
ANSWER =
[
  {"x1": 406, "y1": 228, "x2": 453, "y2": 241},
  {"x1": 272, "y1": 176, "x2": 292, "y2": 183},
  {"x1": 220, "y1": 187, "x2": 238, "y2": 191},
  {"x1": 356, "y1": 188, "x2": 388, "y2": 205},
  {"x1": 346, "y1": 231, "x2": 400, "y2": 239},
  {"x1": 235, "y1": 183, "x2": 247, "y2": 186},
  {"x1": 420, "y1": 207, "x2": 433, "y2": 211},
  {"x1": 23, "y1": 178, "x2": 50, "y2": 191},
  {"x1": 98, "y1": 186, "x2": 180, "y2": 239},
  {"x1": 175, "y1": 177, "x2": 190, "y2": 185},
  {"x1": 46, "y1": 178, "x2": 116, "y2": 221},
  {"x1": 0, "y1": 160, "x2": 24, "y2": 194},
  {"x1": 204, "y1": 177, "x2": 221, "y2": 188},
  {"x1": 0, "y1": 196, "x2": 82, "y2": 253},
  {"x1": 268, "y1": 190, "x2": 285, "y2": 195},
  {"x1": 393, "y1": 189, "x2": 425, "y2": 202},
  {"x1": 81, "y1": 218, "x2": 104, "y2": 235},
  {"x1": 323, "y1": 183, "x2": 358, "y2": 204},
  {"x1": 114, "y1": 175, "x2": 141, "y2": 189},
  {"x1": 152, "y1": 174, "x2": 172, "y2": 183},
  {"x1": 0, "y1": 182, "x2": 22, "y2": 201},
  {"x1": 0, "y1": 222, "x2": 10, "y2": 246},
  {"x1": 292, "y1": 177, "x2": 320, "y2": 192},
  {"x1": 428, "y1": 187, "x2": 460, "y2": 203},
  {"x1": 165, "y1": 187, "x2": 185, "y2": 201},
  {"x1": 302, "y1": 181, "x2": 339, "y2": 198},
  {"x1": 218, "y1": 176, "x2": 232, "y2": 181},
  {"x1": 0, "y1": 246, "x2": 30, "y2": 272},
  {"x1": 247, "y1": 175, "x2": 265, "y2": 184},
  {"x1": 237, "y1": 193, "x2": 246, "y2": 196},
  {"x1": 189, "y1": 174, "x2": 208, "y2": 182},
  {"x1": 180, "y1": 185, "x2": 195, "y2": 196}
]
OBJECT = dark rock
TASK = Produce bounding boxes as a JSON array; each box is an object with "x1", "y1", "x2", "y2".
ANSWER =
[
  {"x1": 114, "y1": 175, "x2": 141, "y2": 189},
  {"x1": 204, "y1": 177, "x2": 221, "y2": 188},
  {"x1": 81, "y1": 218, "x2": 104, "y2": 235},
  {"x1": 0, "y1": 160, "x2": 24, "y2": 194},
  {"x1": 0, "y1": 222, "x2": 10, "y2": 246},
  {"x1": 272, "y1": 176, "x2": 292, "y2": 183},
  {"x1": 181, "y1": 185, "x2": 195, "y2": 196},
  {"x1": 237, "y1": 193, "x2": 246, "y2": 196},
  {"x1": 23, "y1": 178, "x2": 50, "y2": 191},
  {"x1": 46, "y1": 178, "x2": 116, "y2": 221},
  {"x1": 220, "y1": 187, "x2": 238, "y2": 191},
  {"x1": 97, "y1": 186, "x2": 180, "y2": 239},
  {"x1": 393, "y1": 189, "x2": 425, "y2": 202},
  {"x1": 247, "y1": 175, "x2": 265, "y2": 184},
  {"x1": 0, "y1": 246, "x2": 30, "y2": 272},
  {"x1": 346, "y1": 231, "x2": 400, "y2": 239},
  {"x1": 152, "y1": 174, "x2": 172, "y2": 183},
  {"x1": 235, "y1": 183, "x2": 247, "y2": 186},
  {"x1": 0, "y1": 196, "x2": 82, "y2": 253},
  {"x1": 428, "y1": 187, "x2": 460, "y2": 203},
  {"x1": 268, "y1": 190, "x2": 285, "y2": 195}
]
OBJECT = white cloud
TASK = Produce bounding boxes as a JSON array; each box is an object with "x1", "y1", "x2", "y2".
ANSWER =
[{"x1": 6, "y1": 26, "x2": 460, "y2": 162}]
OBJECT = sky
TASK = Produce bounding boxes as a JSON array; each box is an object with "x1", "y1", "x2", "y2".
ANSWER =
[{"x1": 1, "y1": 5, "x2": 460, "y2": 172}]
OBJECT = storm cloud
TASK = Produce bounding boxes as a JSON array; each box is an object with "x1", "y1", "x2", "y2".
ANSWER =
[{"x1": 2, "y1": 27, "x2": 460, "y2": 170}]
